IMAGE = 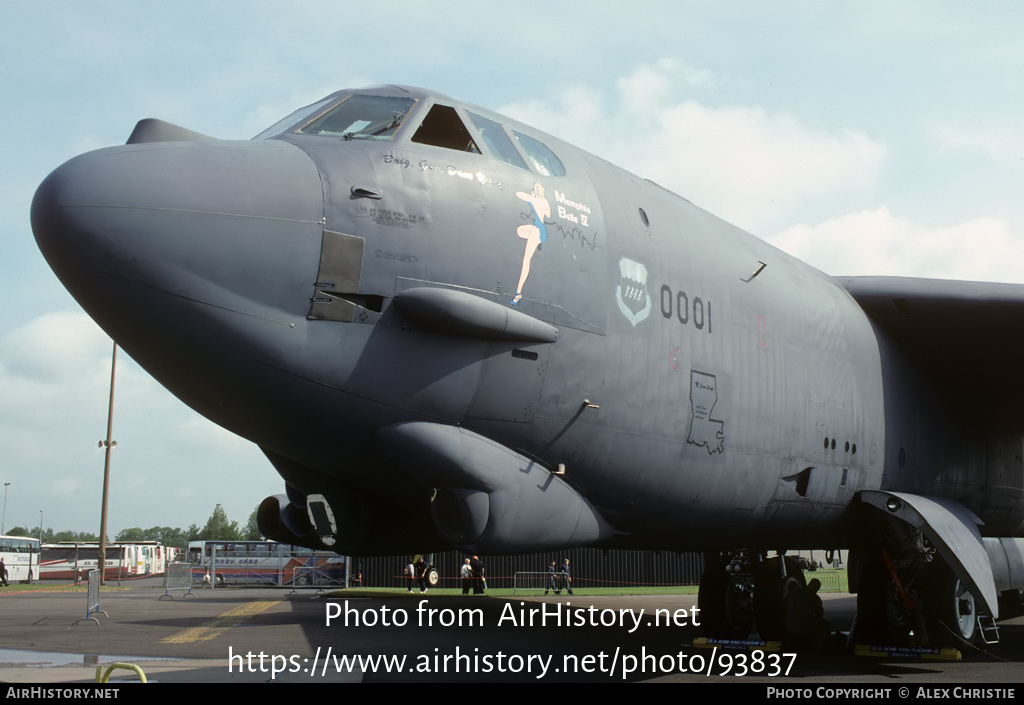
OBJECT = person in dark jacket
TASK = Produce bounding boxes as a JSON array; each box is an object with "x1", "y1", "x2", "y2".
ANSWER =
[
  {"x1": 545, "y1": 560, "x2": 557, "y2": 595},
  {"x1": 561, "y1": 558, "x2": 574, "y2": 595},
  {"x1": 470, "y1": 555, "x2": 485, "y2": 594},
  {"x1": 415, "y1": 555, "x2": 428, "y2": 593}
]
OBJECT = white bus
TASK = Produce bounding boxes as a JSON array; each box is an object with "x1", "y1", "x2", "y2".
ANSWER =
[
  {"x1": 0, "y1": 535, "x2": 40, "y2": 583},
  {"x1": 188, "y1": 540, "x2": 348, "y2": 587},
  {"x1": 41, "y1": 542, "x2": 173, "y2": 581},
  {"x1": 126, "y1": 541, "x2": 170, "y2": 574}
]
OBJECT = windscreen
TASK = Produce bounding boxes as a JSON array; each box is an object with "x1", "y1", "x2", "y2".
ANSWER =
[
  {"x1": 299, "y1": 94, "x2": 416, "y2": 140},
  {"x1": 252, "y1": 96, "x2": 336, "y2": 140}
]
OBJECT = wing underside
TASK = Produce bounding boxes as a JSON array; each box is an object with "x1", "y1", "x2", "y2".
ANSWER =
[{"x1": 839, "y1": 276, "x2": 1024, "y2": 427}]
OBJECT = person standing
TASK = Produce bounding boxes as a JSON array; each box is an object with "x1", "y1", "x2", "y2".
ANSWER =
[
  {"x1": 0, "y1": 558, "x2": 7, "y2": 587},
  {"x1": 415, "y1": 555, "x2": 428, "y2": 593},
  {"x1": 461, "y1": 558, "x2": 473, "y2": 595},
  {"x1": 561, "y1": 558, "x2": 574, "y2": 595},
  {"x1": 470, "y1": 555, "x2": 485, "y2": 594},
  {"x1": 545, "y1": 560, "x2": 557, "y2": 595}
]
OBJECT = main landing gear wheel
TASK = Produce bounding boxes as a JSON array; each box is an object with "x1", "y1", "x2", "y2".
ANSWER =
[
  {"x1": 698, "y1": 560, "x2": 754, "y2": 639},
  {"x1": 924, "y1": 563, "x2": 977, "y2": 646},
  {"x1": 753, "y1": 556, "x2": 805, "y2": 642}
]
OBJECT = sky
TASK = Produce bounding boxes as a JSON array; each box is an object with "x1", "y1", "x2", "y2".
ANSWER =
[{"x1": 2, "y1": 2, "x2": 1023, "y2": 539}]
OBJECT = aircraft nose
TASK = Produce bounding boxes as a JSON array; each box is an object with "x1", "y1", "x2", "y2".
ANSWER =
[{"x1": 31, "y1": 139, "x2": 324, "y2": 321}]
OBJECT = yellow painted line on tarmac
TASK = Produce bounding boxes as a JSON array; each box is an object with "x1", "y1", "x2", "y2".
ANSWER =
[{"x1": 159, "y1": 600, "x2": 280, "y2": 644}]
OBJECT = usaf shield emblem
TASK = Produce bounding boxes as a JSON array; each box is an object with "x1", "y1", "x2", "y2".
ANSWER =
[{"x1": 616, "y1": 257, "x2": 651, "y2": 326}]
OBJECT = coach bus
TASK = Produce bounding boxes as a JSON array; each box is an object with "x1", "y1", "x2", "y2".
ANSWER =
[
  {"x1": 0, "y1": 535, "x2": 40, "y2": 583},
  {"x1": 187, "y1": 540, "x2": 348, "y2": 587},
  {"x1": 41, "y1": 542, "x2": 172, "y2": 581}
]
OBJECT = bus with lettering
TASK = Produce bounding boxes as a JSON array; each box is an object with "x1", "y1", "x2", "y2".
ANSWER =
[
  {"x1": 187, "y1": 540, "x2": 348, "y2": 587},
  {"x1": 0, "y1": 535, "x2": 40, "y2": 583},
  {"x1": 41, "y1": 542, "x2": 174, "y2": 581}
]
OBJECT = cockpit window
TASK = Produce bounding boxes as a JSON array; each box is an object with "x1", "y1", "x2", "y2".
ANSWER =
[
  {"x1": 252, "y1": 96, "x2": 336, "y2": 140},
  {"x1": 467, "y1": 112, "x2": 528, "y2": 171},
  {"x1": 299, "y1": 95, "x2": 416, "y2": 140},
  {"x1": 411, "y1": 105, "x2": 480, "y2": 153},
  {"x1": 512, "y1": 131, "x2": 565, "y2": 177}
]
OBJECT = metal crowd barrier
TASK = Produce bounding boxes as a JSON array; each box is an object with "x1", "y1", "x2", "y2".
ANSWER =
[
  {"x1": 808, "y1": 569, "x2": 842, "y2": 593},
  {"x1": 73, "y1": 570, "x2": 108, "y2": 625},
  {"x1": 159, "y1": 561, "x2": 196, "y2": 600},
  {"x1": 288, "y1": 566, "x2": 345, "y2": 594}
]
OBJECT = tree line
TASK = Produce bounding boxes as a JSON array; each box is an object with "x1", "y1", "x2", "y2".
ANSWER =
[{"x1": 7, "y1": 503, "x2": 260, "y2": 550}]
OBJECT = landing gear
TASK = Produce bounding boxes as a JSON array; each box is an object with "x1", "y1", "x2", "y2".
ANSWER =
[
  {"x1": 753, "y1": 556, "x2": 807, "y2": 642},
  {"x1": 851, "y1": 490, "x2": 998, "y2": 649},
  {"x1": 854, "y1": 551, "x2": 925, "y2": 646},
  {"x1": 698, "y1": 555, "x2": 754, "y2": 639},
  {"x1": 924, "y1": 563, "x2": 977, "y2": 645},
  {"x1": 853, "y1": 547, "x2": 983, "y2": 648},
  {"x1": 699, "y1": 552, "x2": 829, "y2": 648}
]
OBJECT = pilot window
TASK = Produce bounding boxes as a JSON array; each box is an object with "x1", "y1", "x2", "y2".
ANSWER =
[
  {"x1": 467, "y1": 112, "x2": 528, "y2": 170},
  {"x1": 253, "y1": 96, "x2": 335, "y2": 139},
  {"x1": 512, "y1": 131, "x2": 565, "y2": 177},
  {"x1": 299, "y1": 95, "x2": 415, "y2": 140},
  {"x1": 411, "y1": 105, "x2": 480, "y2": 153}
]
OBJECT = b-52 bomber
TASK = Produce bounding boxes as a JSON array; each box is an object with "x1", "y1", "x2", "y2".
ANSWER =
[{"x1": 31, "y1": 85, "x2": 1024, "y2": 648}]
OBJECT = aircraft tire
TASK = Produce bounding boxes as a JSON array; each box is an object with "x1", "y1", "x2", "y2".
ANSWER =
[
  {"x1": 923, "y1": 562, "x2": 977, "y2": 647},
  {"x1": 698, "y1": 560, "x2": 754, "y2": 640},
  {"x1": 753, "y1": 556, "x2": 805, "y2": 642},
  {"x1": 427, "y1": 568, "x2": 439, "y2": 588}
]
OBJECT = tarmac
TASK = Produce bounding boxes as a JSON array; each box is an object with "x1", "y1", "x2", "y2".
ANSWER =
[{"x1": 0, "y1": 577, "x2": 1022, "y2": 684}]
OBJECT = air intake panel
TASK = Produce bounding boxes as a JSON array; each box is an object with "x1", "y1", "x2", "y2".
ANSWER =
[
  {"x1": 257, "y1": 494, "x2": 323, "y2": 549},
  {"x1": 376, "y1": 422, "x2": 613, "y2": 553}
]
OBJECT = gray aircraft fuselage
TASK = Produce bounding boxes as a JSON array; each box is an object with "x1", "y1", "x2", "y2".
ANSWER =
[{"x1": 31, "y1": 86, "x2": 1024, "y2": 645}]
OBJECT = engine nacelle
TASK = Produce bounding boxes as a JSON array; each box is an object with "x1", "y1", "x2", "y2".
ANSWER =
[
  {"x1": 258, "y1": 484, "x2": 448, "y2": 555},
  {"x1": 257, "y1": 493, "x2": 323, "y2": 549},
  {"x1": 377, "y1": 422, "x2": 614, "y2": 553},
  {"x1": 985, "y1": 536, "x2": 1024, "y2": 594}
]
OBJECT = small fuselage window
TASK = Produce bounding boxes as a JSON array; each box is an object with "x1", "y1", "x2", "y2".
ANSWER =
[
  {"x1": 299, "y1": 95, "x2": 416, "y2": 141},
  {"x1": 512, "y1": 131, "x2": 565, "y2": 177}
]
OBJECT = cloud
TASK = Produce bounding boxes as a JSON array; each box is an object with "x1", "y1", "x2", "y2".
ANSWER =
[
  {"x1": 769, "y1": 207, "x2": 1024, "y2": 283},
  {"x1": 0, "y1": 310, "x2": 269, "y2": 533},
  {"x1": 0, "y1": 311, "x2": 110, "y2": 385},
  {"x1": 637, "y1": 103, "x2": 885, "y2": 230},
  {"x1": 930, "y1": 122, "x2": 1024, "y2": 164},
  {"x1": 501, "y1": 60, "x2": 887, "y2": 234},
  {"x1": 499, "y1": 60, "x2": 1024, "y2": 285}
]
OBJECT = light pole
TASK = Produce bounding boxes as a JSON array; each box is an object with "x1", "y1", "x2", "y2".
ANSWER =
[
  {"x1": 98, "y1": 342, "x2": 118, "y2": 586},
  {"x1": 38, "y1": 509, "x2": 43, "y2": 543},
  {"x1": 2, "y1": 483, "x2": 9, "y2": 534}
]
